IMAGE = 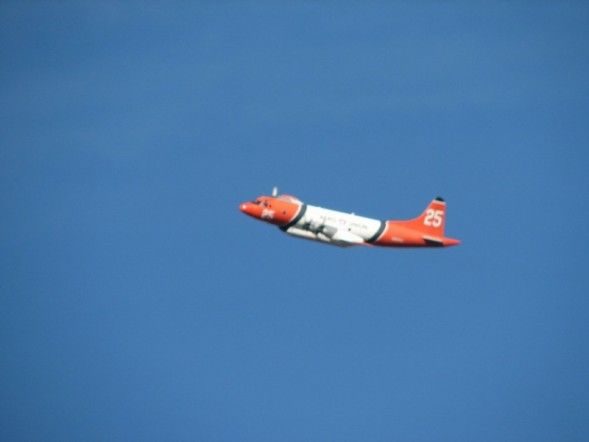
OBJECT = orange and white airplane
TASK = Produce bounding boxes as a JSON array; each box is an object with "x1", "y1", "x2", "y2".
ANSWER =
[{"x1": 239, "y1": 188, "x2": 460, "y2": 248}]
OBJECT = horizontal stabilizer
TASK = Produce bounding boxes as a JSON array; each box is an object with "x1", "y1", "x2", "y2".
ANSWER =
[{"x1": 423, "y1": 236, "x2": 444, "y2": 247}]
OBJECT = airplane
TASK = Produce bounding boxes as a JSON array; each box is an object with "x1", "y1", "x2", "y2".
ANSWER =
[{"x1": 239, "y1": 187, "x2": 461, "y2": 248}]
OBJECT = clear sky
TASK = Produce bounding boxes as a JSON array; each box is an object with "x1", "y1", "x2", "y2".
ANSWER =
[{"x1": 1, "y1": 2, "x2": 588, "y2": 441}]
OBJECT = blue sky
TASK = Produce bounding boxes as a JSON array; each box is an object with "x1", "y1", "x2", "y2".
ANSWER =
[{"x1": 1, "y1": 2, "x2": 588, "y2": 441}]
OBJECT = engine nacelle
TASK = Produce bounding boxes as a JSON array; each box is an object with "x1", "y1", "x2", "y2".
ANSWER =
[
  {"x1": 283, "y1": 227, "x2": 324, "y2": 242},
  {"x1": 282, "y1": 226, "x2": 364, "y2": 247}
]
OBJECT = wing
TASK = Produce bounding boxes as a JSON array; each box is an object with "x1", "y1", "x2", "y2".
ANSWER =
[{"x1": 325, "y1": 227, "x2": 365, "y2": 247}]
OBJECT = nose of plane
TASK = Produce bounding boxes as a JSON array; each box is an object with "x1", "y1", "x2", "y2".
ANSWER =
[
  {"x1": 239, "y1": 202, "x2": 250, "y2": 214},
  {"x1": 239, "y1": 201, "x2": 259, "y2": 218}
]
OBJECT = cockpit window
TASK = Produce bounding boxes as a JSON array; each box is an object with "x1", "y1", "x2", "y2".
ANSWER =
[{"x1": 249, "y1": 198, "x2": 271, "y2": 206}]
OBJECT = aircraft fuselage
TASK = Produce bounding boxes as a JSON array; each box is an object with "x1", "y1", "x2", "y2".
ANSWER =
[{"x1": 240, "y1": 192, "x2": 460, "y2": 248}]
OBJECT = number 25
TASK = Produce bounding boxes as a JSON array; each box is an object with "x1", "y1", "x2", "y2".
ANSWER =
[{"x1": 424, "y1": 209, "x2": 443, "y2": 227}]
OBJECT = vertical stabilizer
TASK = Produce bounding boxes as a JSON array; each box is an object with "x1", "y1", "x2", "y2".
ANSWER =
[{"x1": 400, "y1": 197, "x2": 446, "y2": 237}]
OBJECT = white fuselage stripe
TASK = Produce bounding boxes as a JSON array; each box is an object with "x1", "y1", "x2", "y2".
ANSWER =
[{"x1": 289, "y1": 204, "x2": 382, "y2": 241}]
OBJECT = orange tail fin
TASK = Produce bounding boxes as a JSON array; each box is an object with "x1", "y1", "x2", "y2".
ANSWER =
[{"x1": 401, "y1": 197, "x2": 447, "y2": 237}]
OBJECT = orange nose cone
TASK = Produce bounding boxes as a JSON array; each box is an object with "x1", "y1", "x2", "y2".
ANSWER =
[{"x1": 239, "y1": 202, "x2": 260, "y2": 219}]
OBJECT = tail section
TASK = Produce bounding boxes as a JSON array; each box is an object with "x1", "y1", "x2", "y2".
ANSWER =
[{"x1": 402, "y1": 196, "x2": 447, "y2": 237}]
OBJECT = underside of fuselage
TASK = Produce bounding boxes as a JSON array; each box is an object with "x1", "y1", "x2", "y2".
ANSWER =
[{"x1": 280, "y1": 225, "x2": 364, "y2": 247}]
